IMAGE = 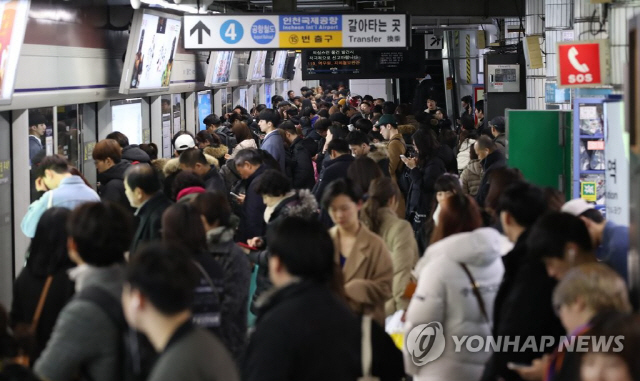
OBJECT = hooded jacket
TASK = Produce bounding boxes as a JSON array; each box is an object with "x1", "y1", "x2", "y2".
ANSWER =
[
  {"x1": 285, "y1": 137, "x2": 315, "y2": 189},
  {"x1": 475, "y1": 150, "x2": 507, "y2": 207},
  {"x1": 203, "y1": 145, "x2": 229, "y2": 162},
  {"x1": 122, "y1": 145, "x2": 150, "y2": 164},
  {"x1": 313, "y1": 154, "x2": 355, "y2": 203},
  {"x1": 404, "y1": 228, "x2": 506, "y2": 381},
  {"x1": 405, "y1": 155, "x2": 446, "y2": 224},
  {"x1": 206, "y1": 226, "x2": 251, "y2": 361},
  {"x1": 161, "y1": 153, "x2": 219, "y2": 200},
  {"x1": 367, "y1": 143, "x2": 391, "y2": 177},
  {"x1": 461, "y1": 159, "x2": 483, "y2": 197},
  {"x1": 248, "y1": 190, "x2": 318, "y2": 312},
  {"x1": 97, "y1": 161, "x2": 131, "y2": 211}
]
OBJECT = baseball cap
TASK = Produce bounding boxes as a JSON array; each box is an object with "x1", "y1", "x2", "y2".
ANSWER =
[
  {"x1": 378, "y1": 114, "x2": 397, "y2": 127},
  {"x1": 490, "y1": 116, "x2": 506, "y2": 129},
  {"x1": 561, "y1": 198, "x2": 594, "y2": 217},
  {"x1": 174, "y1": 134, "x2": 196, "y2": 151}
]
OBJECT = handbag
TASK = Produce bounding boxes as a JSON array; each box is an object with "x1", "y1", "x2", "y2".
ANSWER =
[
  {"x1": 13, "y1": 275, "x2": 54, "y2": 367},
  {"x1": 459, "y1": 263, "x2": 492, "y2": 330},
  {"x1": 357, "y1": 315, "x2": 380, "y2": 381}
]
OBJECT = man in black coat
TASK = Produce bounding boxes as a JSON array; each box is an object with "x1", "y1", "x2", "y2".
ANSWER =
[
  {"x1": 280, "y1": 121, "x2": 315, "y2": 190},
  {"x1": 474, "y1": 136, "x2": 506, "y2": 207},
  {"x1": 234, "y1": 149, "x2": 267, "y2": 243},
  {"x1": 242, "y1": 217, "x2": 404, "y2": 381},
  {"x1": 125, "y1": 164, "x2": 173, "y2": 256},
  {"x1": 412, "y1": 72, "x2": 436, "y2": 115},
  {"x1": 312, "y1": 139, "x2": 355, "y2": 203},
  {"x1": 178, "y1": 148, "x2": 225, "y2": 194},
  {"x1": 481, "y1": 182, "x2": 565, "y2": 381}
]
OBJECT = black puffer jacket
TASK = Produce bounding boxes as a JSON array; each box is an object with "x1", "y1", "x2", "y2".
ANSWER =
[
  {"x1": 475, "y1": 150, "x2": 507, "y2": 207},
  {"x1": 97, "y1": 161, "x2": 131, "y2": 211},
  {"x1": 122, "y1": 145, "x2": 150, "y2": 164},
  {"x1": 248, "y1": 190, "x2": 318, "y2": 313},
  {"x1": 405, "y1": 155, "x2": 446, "y2": 229},
  {"x1": 284, "y1": 137, "x2": 315, "y2": 190}
]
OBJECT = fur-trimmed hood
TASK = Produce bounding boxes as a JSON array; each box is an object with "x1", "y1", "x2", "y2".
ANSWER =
[
  {"x1": 163, "y1": 153, "x2": 220, "y2": 177},
  {"x1": 203, "y1": 145, "x2": 229, "y2": 159},
  {"x1": 367, "y1": 143, "x2": 389, "y2": 164},
  {"x1": 282, "y1": 189, "x2": 318, "y2": 219},
  {"x1": 398, "y1": 123, "x2": 417, "y2": 136}
]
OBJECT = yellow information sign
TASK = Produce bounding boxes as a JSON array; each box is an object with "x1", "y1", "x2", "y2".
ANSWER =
[{"x1": 279, "y1": 31, "x2": 342, "y2": 48}]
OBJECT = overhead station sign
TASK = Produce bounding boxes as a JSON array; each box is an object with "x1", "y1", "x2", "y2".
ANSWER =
[{"x1": 183, "y1": 14, "x2": 409, "y2": 50}]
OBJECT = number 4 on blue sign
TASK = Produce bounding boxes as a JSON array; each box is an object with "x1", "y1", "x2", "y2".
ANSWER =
[{"x1": 221, "y1": 20, "x2": 243, "y2": 44}]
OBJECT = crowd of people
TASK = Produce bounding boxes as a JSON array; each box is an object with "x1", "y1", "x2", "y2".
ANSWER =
[{"x1": 3, "y1": 84, "x2": 638, "y2": 381}]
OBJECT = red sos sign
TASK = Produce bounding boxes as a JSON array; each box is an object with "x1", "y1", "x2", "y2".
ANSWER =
[{"x1": 557, "y1": 40, "x2": 609, "y2": 88}]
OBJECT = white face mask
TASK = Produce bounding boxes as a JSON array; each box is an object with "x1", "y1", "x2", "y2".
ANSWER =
[{"x1": 347, "y1": 124, "x2": 355, "y2": 132}]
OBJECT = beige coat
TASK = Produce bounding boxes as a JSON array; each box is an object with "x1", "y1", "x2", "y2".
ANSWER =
[
  {"x1": 461, "y1": 159, "x2": 483, "y2": 197},
  {"x1": 330, "y1": 224, "x2": 393, "y2": 325},
  {"x1": 387, "y1": 133, "x2": 407, "y2": 217},
  {"x1": 367, "y1": 207, "x2": 419, "y2": 316}
]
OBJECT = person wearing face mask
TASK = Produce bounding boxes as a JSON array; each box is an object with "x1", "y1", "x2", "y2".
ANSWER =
[{"x1": 246, "y1": 169, "x2": 318, "y2": 313}]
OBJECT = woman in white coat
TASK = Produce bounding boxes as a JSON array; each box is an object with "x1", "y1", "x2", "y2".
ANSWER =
[{"x1": 404, "y1": 194, "x2": 507, "y2": 381}]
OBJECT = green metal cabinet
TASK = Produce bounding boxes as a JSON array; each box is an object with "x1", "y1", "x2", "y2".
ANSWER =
[{"x1": 506, "y1": 109, "x2": 573, "y2": 201}]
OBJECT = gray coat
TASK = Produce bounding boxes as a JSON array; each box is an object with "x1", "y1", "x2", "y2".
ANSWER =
[{"x1": 34, "y1": 265, "x2": 124, "y2": 381}]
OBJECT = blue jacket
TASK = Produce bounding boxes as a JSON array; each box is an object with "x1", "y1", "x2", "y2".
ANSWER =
[
  {"x1": 260, "y1": 130, "x2": 285, "y2": 172},
  {"x1": 29, "y1": 136, "x2": 43, "y2": 166},
  {"x1": 21, "y1": 176, "x2": 100, "y2": 238},
  {"x1": 599, "y1": 221, "x2": 629, "y2": 283}
]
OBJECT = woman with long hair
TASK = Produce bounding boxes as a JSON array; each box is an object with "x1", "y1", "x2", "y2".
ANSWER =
[
  {"x1": 404, "y1": 194, "x2": 506, "y2": 381},
  {"x1": 360, "y1": 177, "x2": 418, "y2": 316},
  {"x1": 11, "y1": 208, "x2": 75, "y2": 365},
  {"x1": 346, "y1": 156, "x2": 383, "y2": 198},
  {"x1": 401, "y1": 129, "x2": 446, "y2": 251},
  {"x1": 227, "y1": 121, "x2": 257, "y2": 160}
]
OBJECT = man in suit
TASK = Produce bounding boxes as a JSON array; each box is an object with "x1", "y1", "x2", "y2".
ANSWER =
[{"x1": 124, "y1": 164, "x2": 173, "y2": 256}]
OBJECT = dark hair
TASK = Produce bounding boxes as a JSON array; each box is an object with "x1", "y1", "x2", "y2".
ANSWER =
[
  {"x1": 302, "y1": 107, "x2": 316, "y2": 117},
  {"x1": 314, "y1": 118, "x2": 332, "y2": 133},
  {"x1": 27, "y1": 208, "x2": 73, "y2": 277},
  {"x1": 162, "y1": 203, "x2": 207, "y2": 255},
  {"x1": 234, "y1": 105, "x2": 249, "y2": 115},
  {"x1": 125, "y1": 164, "x2": 161, "y2": 195},
  {"x1": 139, "y1": 143, "x2": 158, "y2": 161},
  {"x1": 543, "y1": 187, "x2": 565, "y2": 212},
  {"x1": 355, "y1": 118, "x2": 373, "y2": 134},
  {"x1": 439, "y1": 130, "x2": 457, "y2": 150},
  {"x1": 255, "y1": 169, "x2": 291, "y2": 197},
  {"x1": 497, "y1": 181, "x2": 546, "y2": 228},
  {"x1": 412, "y1": 129, "x2": 440, "y2": 166},
  {"x1": 67, "y1": 202, "x2": 133, "y2": 266},
  {"x1": 327, "y1": 138, "x2": 350, "y2": 155},
  {"x1": 527, "y1": 212, "x2": 593, "y2": 261},
  {"x1": 267, "y1": 217, "x2": 335, "y2": 283},
  {"x1": 346, "y1": 130, "x2": 370, "y2": 146},
  {"x1": 35, "y1": 155, "x2": 70, "y2": 179},
  {"x1": 125, "y1": 242, "x2": 198, "y2": 315},
  {"x1": 475, "y1": 100, "x2": 484, "y2": 113},
  {"x1": 328, "y1": 123, "x2": 347, "y2": 140},
  {"x1": 382, "y1": 101, "x2": 396, "y2": 115},
  {"x1": 469, "y1": 142, "x2": 479, "y2": 160},
  {"x1": 105, "y1": 131, "x2": 129, "y2": 148},
  {"x1": 361, "y1": 177, "x2": 400, "y2": 234},
  {"x1": 235, "y1": 148, "x2": 263, "y2": 167},
  {"x1": 92, "y1": 139, "x2": 122, "y2": 163},
  {"x1": 203, "y1": 114, "x2": 221, "y2": 127},
  {"x1": 179, "y1": 148, "x2": 208, "y2": 168},
  {"x1": 321, "y1": 178, "x2": 360, "y2": 209},
  {"x1": 431, "y1": 194, "x2": 482, "y2": 243},
  {"x1": 195, "y1": 131, "x2": 215, "y2": 146},
  {"x1": 231, "y1": 121, "x2": 252, "y2": 143},
  {"x1": 347, "y1": 156, "x2": 383, "y2": 197},
  {"x1": 278, "y1": 120, "x2": 297, "y2": 136},
  {"x1": 372, "y1": 105, "x2": 383, "y2": 114},
  {"x1": 580, "y1": 208, "x2": 606, "y2": 224},
  {"x1": 29, "y1": 112, "x2": 47, "y2": 127},
  {"x1": 485, "y1": 168, "x2": 524, "y2": 213},
  {"x1": 434, "y1": 173, "x2": 463, "y2": 193},
  {"x1": 461, "y1": 95, "x2": 473, "y2": 105},
  {"x1": 461, "y1": 114, "x2": 475, "y2": 131},
  {"x1": 192, "y1": 192, "x2": 231, "y2": 228},
  {"x1": 258, "y1": 108, "x2": 281, "y2": 127},
  {"x1": 317, "y1": 109, "x2": 329, "y2": 118},
  {"x1": 287, "y1": 90, "x2": 294, "y2": 97},
  {"x1": 172, "y1": 171, "x2": 205, "y2": 201}
]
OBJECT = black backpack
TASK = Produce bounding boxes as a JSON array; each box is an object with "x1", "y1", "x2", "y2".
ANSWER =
[{"x1": 75, "y1": 287, "x2": 157, "y2": 381}]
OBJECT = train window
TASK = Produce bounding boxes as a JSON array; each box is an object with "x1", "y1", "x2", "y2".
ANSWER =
[
  {"x1": 28, "y1": 107, "x2": 54, "y2": 202},
  {"x1": 56, "y1": 105, "x2": 80, "y2": 168},
  {"x1": 111, "y1": 99, "x2": 143, "y2": 145}
]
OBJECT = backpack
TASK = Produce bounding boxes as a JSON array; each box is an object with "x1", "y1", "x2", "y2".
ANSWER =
[
  {"x1": 75, "y1": 287, "x2": 157, "y2": 381},
  {"x1": 216, "y1": 127, "x2": 238, "y2": 152}
]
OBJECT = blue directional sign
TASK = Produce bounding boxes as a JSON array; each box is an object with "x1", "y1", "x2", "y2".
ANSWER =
[{"x1": 220, "y1": 20, "x2": 243, "y2": 44}]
